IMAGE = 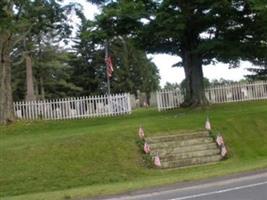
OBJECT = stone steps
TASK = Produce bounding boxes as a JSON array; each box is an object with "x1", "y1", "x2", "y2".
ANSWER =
[
  {"x1": 160, "y1": 148, "x2": 220, "y2": 162},
  {"x1": 146, "y1": 131, "x2": 209, "y2": 144},
  {"x1": 161, "y1": 154, "x2": 222, "y2": 169},
  {"x1": 148, "y1": 137, "x2": 213, "y2": 150},
  {"x1": 146, "y1": 130, "x2": 222, "y2": 169},
  {"x1": 150, "y1": 142, "x2": 218, "y2": 157}
]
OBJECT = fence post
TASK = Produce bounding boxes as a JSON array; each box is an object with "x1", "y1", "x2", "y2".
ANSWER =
[{"x1": 127, "y1": 93, "x2": 132, "y2": 114}]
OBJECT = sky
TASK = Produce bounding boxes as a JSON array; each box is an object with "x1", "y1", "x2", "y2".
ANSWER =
[
  {"x1": 150, "y1": 54, "x2": 253, "y2": 87},
  {"x1": 65, "y1": 0, "x2": 254, "y2": 87}
]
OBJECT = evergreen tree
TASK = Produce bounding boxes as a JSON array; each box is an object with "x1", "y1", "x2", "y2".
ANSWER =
[
  {"x1": 69, "y1": 15, "x2": 107, "y2": 95},
  {"x1": 1, "y1": 0, "x2": 28, "y2": 123},
  {"x1": 34, "y1": 45, "x2": 82, "y2": 99},
  {"x1": 12, "y1": 43, "x2": 82, "y2": 100},
  {"x1": 70, "y1": 13, "x2": 160, "y2": 96},
  {"x1": 109, "y1": 37, "x2": 160, "y2": 96},
  {"x1": 246, "y1": 60, "x2": 267, "y2": 81},
  {"x1": 0, "y1": 0, "x2": 74, "y2": 124},
  {"x1": 21, "y1": 0, "x2": 73, "y2": 101},
  {"x1": 163, "y1": 82, "x2": 180, "y2": 90}
]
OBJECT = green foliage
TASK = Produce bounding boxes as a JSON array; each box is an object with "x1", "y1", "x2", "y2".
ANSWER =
[
  {"x1": 246, "y1": 60, "x2": 267, "y2": 80},
  {"x1": 163, "y1": 82, "x2": 180, "y2": 90},
  {"x1": 89, "y1": 0, "x2": 267, "y2": 105},
  {"x1": 93, "y1": 0, "x2": 267, "y2": 64},
  {"x1": 4, "y1": 0, "x2": 159, "y2": 102},
  {"x1": 34, "y1": 45, "x2": 82, "y2": 99},
  {"x1": 1, "y1": 101, "x2": 267, "y2": 199},
  {"x1": 68, "y1": 18, "x2": 107, "y2": 95},
  {"x1": 135, "y1": 138, "x2": 154, "y2": 168},
  {"x1": 246, "y1": 67, "x2": 267, "y2": 80},
  {"x1": 1, "y1": 0, "x2": 82, "y2": 102},
  {"x1": 70, "y1": 14, "x2": 160, "y2": 96},
  {"x1": 12, "y1": 44, "x2": 82, "y2": 100},
  {"x1": 209, "y1": 78, "x2": 237, "y2": 86},
  {"x1": 109, "y1": 37, "x2": 160, "y2": 95},
  {"x1": 1, "y1": 0, "x2": 77, "y2": 104}
]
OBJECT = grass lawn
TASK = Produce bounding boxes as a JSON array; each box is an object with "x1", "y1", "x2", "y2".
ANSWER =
[{"x1": 1, "y1": 100, "x2": 267, "y2": 200}]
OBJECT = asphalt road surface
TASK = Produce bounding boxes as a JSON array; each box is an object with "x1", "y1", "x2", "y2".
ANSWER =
[{"x1": 97, "y1": 171, "x2": 267, "y2": 200}]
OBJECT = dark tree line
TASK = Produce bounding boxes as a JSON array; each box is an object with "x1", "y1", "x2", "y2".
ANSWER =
[
  {"x1": 0, "y1": 0, "x2": 160, "y2": 124},
  {"x1": 1, "y1": 0, "x2": 71, "y2": 123}
]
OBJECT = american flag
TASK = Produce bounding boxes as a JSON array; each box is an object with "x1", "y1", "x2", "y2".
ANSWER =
[
  {"x1": 144, "y1": 142, "x2": 150, "y2": 154},
  {"x1": 221, "y1": 144, "x2": 227, "y2": 157},
  {"x1": 205, "y1": 117, "x2": 211, "y2": 131},
  {"x1": 154, "y1": 153, "x2": 161, "y2": 167},
  {"x1": 138, "y1": 127, "x2": 145, "y2": 139},
  {"x1": 105, "y1": 56, "x2": 114, "y2": 78},
  {"x1": 216, "y1": 135, "x2": 224, "y2": 146}
]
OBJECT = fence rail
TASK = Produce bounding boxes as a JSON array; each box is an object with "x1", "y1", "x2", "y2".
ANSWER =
[
  {"x1": 14, "y1": 93, "x2": 131, "y2": 120},
  {"x1": 157, "y1": 81, "x2": 267, "y2": 111}
]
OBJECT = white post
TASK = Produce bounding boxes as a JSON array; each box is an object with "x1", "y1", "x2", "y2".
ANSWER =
[{"x1": 127, "y1": 93, "x2": 132, "y2": 114}]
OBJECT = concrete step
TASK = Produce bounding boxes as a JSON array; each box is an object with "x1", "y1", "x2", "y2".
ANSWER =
[
  {"x1": 160, "y1": 148, "x2": 220, "y2": 162},
  {"x1": 146, "y1": 130, "x2": 209, "y2": 144},
  {"x1": 161, "y1": 155, "x2": 222, "y2": 169},
  {"x1": 150, "y1": 142, "x2": 218, "y2": 157},
  {"x1": 145, "y1": 130, "x2": 224, "y2": 169},
  {"x1": 148, "y1": 137, "x2": 213, "y2": 149}
]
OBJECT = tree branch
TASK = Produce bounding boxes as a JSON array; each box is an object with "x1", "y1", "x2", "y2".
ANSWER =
[{"x1": 12, "y1": 24, "x2": 33, "y2": 47}]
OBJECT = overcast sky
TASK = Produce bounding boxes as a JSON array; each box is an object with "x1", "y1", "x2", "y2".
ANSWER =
[{"x1": 65, "y1": 0, "x2": 253, "y2": 87}]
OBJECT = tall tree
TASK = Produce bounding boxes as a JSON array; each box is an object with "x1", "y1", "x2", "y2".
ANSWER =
[
  {"x1": 21, "y1": 0, "x2": 72, "y2": 101},
  {"x1": 69, "y1": 14, "x2": 107, "y2": 95},
  {"x1": 12, "y1": 43, "x2": 82, "y2": 100},
  {"x1": 88, "y1": 0, "x2": 267, "y2": 107},
  {"x1": 70, "y1": 12, "x2": 160, "y2": 96},
  {"x1": 0, "y1": 0, "x2": 73, "y2": 124},
  {"x1": 0, "y1": 0, "x2": 27, "y2": 124},
  {"x1": 110, "y1": 36, "x2": 160, "y2": 96}
]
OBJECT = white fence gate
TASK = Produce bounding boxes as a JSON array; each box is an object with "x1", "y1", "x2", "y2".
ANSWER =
[
  {"x1": 156, "y1": 90, "x2": 184, "y2": 111},
  {"x1": 157, "y1": 81, "x2": 267, "y2": 111},
  {"x1": 14, "y1": 93, "x2": 131, "y2": 120}
]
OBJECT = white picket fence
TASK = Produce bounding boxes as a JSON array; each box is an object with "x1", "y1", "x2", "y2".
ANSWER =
[
  {"x1": 157, "y1": 81, "x2": 267, "y2": 111},
  {"x1": 206, "y1": 81, "x2": 267, "y2": 103},
  {"x1": 13, "y1": 93, "x2": 132, "y2": 120},
  {"x1": 156, "y1": 90, "x2": 184, "y2": 111}
]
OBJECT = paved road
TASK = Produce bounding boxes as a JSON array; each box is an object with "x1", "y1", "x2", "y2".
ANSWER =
[{"x1": 97, "y1": 171, "x2": 267, "y2": 200}]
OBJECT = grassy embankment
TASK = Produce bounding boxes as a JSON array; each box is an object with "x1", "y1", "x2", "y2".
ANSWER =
[{"x1": 0, "y1": 100, "x2": 267, "y2": 200}]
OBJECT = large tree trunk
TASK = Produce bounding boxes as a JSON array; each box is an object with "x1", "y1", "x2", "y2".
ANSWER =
[
  {"x1": 25, "y1": 54, "x2": 36, "y2": 101},
  {"x1": 180, "y1": 19, "x2": 209, "y2": 108},
  {"x1": 0, "y1": 33, "x2": 15, "y2": 124},
  {"x1": 181, "y1": 50, "x2": 209, "y2": 107}
]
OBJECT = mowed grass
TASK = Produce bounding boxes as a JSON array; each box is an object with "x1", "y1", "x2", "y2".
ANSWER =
[{"x1": 0, "y1": 101, "x2": 267, "y2": 200}]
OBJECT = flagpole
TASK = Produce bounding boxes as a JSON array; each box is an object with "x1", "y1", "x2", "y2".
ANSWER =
[{"x1": 105, "y1": 40, "x2": 111, "y2": 96}]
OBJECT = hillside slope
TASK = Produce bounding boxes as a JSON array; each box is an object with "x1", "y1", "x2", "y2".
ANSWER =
[{"x1": 1, "y1": 101, "x2": 267, "y2": 199}]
